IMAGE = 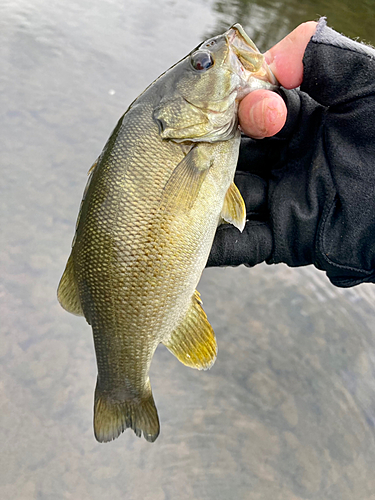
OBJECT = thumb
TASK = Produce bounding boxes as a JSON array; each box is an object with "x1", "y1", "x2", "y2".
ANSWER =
[
  {"x1": 238, "y1": 21, "x2": 317, "y2": 139},
  {"x1": 265, "y1": 21, "x2": 318, "y2": 89}
]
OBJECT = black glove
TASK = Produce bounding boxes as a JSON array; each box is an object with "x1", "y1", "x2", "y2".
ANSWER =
[{"x1": 207, "y1": 20, "x2": 375, "y2": 288}]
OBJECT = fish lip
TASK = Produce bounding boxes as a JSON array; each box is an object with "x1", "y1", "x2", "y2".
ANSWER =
[
  {"x1": 225, "y1": 23, "x2": 278, "y2": 87},
  {"x1": 225, "y1": 23, "x2": 259, "y2": 52}
]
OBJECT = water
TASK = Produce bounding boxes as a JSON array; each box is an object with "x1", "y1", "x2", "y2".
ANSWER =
[{"x1": 2, "y1": 1, "x2": 375, "y2": 498}]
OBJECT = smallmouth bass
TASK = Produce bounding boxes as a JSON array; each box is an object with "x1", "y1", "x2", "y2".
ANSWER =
[{"x1": 58, "y1": 24, "x2": 277, "y2": 443}]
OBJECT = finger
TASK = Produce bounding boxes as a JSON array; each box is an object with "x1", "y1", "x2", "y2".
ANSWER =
[
  {"x1": 238, "y1": 89, "x2": 287, "y2": 139},
  {"x1": 206, "y1": 221, "x2": 273, "y2": 268},
  {"x1": 264, "y1": 21, "x2": 318, "y2": 89}
]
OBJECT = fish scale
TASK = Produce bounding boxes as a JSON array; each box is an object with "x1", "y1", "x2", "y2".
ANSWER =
[{"x1": 58, "y1": 23, "x2": 278, "y2": 442}]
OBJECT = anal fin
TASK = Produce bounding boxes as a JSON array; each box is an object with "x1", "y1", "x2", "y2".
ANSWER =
[
  {"x1": 221, "y1": 181, "x2": 246, "y2": 232},
  {"x1": 163, "y1": 290, "x2": 217, "y2": 370},
  {"x1": 57, "y1": 254, "x2": 83, "y2": 316}
]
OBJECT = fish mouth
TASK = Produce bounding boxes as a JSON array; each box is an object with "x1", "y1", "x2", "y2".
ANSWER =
[{"x1": 225, "y1": 23, "x2": 278, "y2": 87}]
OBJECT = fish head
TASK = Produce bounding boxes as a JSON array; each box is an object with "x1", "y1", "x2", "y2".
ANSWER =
[
  {"x1": 186, "y1": 24, "x2": 278, "y2": 103},
  {"x1": 153, "y1": 24, "x2": 278, "y2": 143}
]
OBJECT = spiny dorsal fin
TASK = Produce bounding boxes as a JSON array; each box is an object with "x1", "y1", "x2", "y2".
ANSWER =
[
  {"x1": 221, "y1": 181, "x2": 246, "y2": 232},
  {"x1": 57, "y1": 254, "x2": 83, "y2": 316},
  {"x1": 87, "y1": 158, "x2": 98, "y2": 175},
  {"x1": 163, "y1": 290, "x2": 217, "y2": 370}
]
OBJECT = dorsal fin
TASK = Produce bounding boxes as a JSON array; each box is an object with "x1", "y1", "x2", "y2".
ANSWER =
[{"x1": 57, "y1": 255, "x2": 83, "y2": 316}]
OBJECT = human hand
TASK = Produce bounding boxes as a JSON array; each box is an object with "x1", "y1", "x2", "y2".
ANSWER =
[
  {"x1": 208, "y1": 19, "x2": 375, "y2": 287},
  {"x1": 207, "y1": 21, "x2": 319, "y2": 270},
  {"x1": 238, "y1": 21, "x2": 317, "y2": 139}
]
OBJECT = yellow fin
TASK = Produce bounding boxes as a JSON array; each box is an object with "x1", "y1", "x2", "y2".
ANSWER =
[
  {"x1": 221, "y1": 181, "x2": 246, "y2": 232},
  {"x1": 160, "y1": 146, "x2": 211, "y2": 213},
  {"x1": 93, "y1": 379, "x2": 160, "y2": 443},
  {"x1": 57, "y1": 254, "x2": 83, "y2": 316},
  {"x1": 163, "y1": 290, "x2": 217, "y2": 370}
]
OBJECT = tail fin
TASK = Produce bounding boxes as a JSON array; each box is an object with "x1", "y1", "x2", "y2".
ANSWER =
[{"x1": 93, "y1": 381, "x2": 160, "y2": 443}]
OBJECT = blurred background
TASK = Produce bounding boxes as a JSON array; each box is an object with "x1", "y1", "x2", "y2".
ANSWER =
[{"x1": 1, "y1": 0, "x2": 375, "y2": 499}]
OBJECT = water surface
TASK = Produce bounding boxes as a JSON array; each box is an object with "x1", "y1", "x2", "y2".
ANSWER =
[{"x1": 2, "y1": 1, "x2": 375, "y2": 499}]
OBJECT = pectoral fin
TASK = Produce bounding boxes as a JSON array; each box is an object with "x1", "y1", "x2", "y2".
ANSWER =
[
  {"x1": 160, "y1": 145, "x2": 212, "y2": 213},
  {"x1": 221, "y1": 182, "x2": 246, "y2": 232},
  {"x1": 163, "y1": 290, "x2": 217, "y2": 370}
]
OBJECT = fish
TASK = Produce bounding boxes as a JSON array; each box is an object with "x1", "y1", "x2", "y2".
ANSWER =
[{"x1": 57, "y1": 24, "x2": 278, "y2": 443}]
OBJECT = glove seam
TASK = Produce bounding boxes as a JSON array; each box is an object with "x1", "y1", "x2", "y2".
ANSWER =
[{"x1": 317, "y1": 195, "x2": 374, "y2": 276}]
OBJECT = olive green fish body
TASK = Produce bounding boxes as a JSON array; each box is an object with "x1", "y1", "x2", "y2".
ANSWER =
[{"x1": 58, "y1": 24, "x2": 278, "y2": 442}]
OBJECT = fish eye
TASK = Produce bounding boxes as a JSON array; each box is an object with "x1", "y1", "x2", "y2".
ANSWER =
[{"x1": 190, "y1": 51, "x2": 214, "y2": 71}]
